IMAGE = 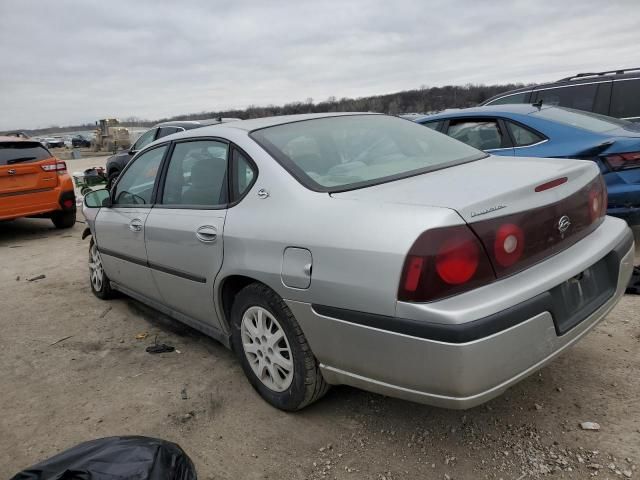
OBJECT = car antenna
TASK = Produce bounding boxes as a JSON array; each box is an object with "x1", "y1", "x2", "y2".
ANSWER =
[{"x1": 532, "y1": 99, "x2": 543, "y2": 110}]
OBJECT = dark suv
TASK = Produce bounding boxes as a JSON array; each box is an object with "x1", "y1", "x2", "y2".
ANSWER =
[
  {"x1": 105, "y1": 118, "x2": 239, "y2": 187},
  {"x1": 482, "y1": 67, "x2": 640, "y2": 121}
]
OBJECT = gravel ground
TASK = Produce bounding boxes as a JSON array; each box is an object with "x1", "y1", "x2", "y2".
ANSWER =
[{"x1": 1, "y1": 156, "x2": 639, "y2": 479}]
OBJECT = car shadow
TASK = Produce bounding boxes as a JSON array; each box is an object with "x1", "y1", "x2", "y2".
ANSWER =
[{"x1": 0, "y1": 217, "x2": 81, "y2": 247}]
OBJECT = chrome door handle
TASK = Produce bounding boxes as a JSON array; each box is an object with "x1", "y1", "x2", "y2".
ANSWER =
[
  {"x1": 129, "y1": 218, "x2": 143, "y2": 232},
  {"x1": 196, "y1": 225, "x2": 217, "y2": 243}
]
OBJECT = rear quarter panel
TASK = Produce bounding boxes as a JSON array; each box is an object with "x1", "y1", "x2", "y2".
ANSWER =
[{"x1": 215, "y1": 130, "x2": 464, "y2": 318}]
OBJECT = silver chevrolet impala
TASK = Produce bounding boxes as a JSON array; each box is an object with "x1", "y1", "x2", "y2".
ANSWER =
[{"x1": 82, "y1": 113, "x2": 635, "y2": 411}]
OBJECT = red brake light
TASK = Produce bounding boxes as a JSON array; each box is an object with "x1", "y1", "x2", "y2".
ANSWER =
[
  {"x1": 398, "y1": 225, "x2": 495, "y2": 302},
  {"x1": 436, "y1": 236, "x2": 479, "y2": 284},
  {"x1": 535, "y1": 177, "x2": 567, "y2": 192},
  {"x1": 604, "y1": 151, "x2": 640, "y2": 170}
]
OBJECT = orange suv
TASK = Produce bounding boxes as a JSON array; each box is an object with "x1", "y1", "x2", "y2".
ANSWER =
[{"x1": 0, "y1": 136, "x2": 76, "y2": 228}]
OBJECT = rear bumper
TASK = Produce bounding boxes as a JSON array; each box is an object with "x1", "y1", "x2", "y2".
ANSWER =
[
  {"x1": 287, "y1": 218, "x2": 634, "y2": 409},
  {"x1": 0, "y1": 188, "x2": 75, "y2": 221}
]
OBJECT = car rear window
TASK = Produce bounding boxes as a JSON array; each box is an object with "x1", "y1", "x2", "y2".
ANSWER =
[
  {"x1": 250, "y1": 115, "x2": 486, "y2": 192},
  {"x1": 530, "y1": 106, "x2": 640, "y2": 133},
  {"x1": 0, "y1": 141, "x2": 52, "y2": 166}
]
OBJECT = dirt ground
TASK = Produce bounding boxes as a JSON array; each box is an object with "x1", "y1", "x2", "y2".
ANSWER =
[{"x1": 1, "y1": 156, "x2": 639, "y2": 479}]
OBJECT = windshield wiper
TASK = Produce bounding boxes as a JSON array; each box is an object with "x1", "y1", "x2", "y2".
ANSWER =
[{"x1": 7, "y1": 157, "x2": 37, "y2": 164}]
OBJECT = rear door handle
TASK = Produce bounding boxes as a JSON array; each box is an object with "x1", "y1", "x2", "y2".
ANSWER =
[
  {"x1": 196, "y1": 225, "x2": 217, "y2": 243},
  {"x1": 129, "y1": 218, "x2": 143, "y2": 232}
]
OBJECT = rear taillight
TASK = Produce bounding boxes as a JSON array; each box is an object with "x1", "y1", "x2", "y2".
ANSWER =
[
  {"x1": 398, "y1": 225, "x2": 495, "y2": 302},
  {"x1": 604, "y1": 151, "x2": 640, "y2": 170},
  {"x1": 41, "y1": 161, "x2": 67, "y2": 173},
  {"x1": 399, "y1": 175, "x2": 607, "y2": 303}
]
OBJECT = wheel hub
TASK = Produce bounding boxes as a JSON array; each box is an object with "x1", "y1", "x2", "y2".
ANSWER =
[
  {"x1": 89, "y1": 244, "x2": 104, "y2": 291},
  {"x1": 240, "y1": 306, "x2": 294, "y2": 392}
]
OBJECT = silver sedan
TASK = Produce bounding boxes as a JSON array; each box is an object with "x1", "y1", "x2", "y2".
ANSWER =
[{"x1": 82, "y1": 113, "x2": 635, "y2": 411}]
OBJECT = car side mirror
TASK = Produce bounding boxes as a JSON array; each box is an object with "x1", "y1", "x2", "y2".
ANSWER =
[{"x1": 84, "y1": 188, "x2": 112, "y2": 208}]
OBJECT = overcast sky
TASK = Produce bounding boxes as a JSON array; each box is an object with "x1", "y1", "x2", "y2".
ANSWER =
[{"x1": 1, "y1": 0, "x2": 638, "y2": 130}]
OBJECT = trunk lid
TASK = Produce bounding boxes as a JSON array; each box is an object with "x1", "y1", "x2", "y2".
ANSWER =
[
  {"x1": 333, "y1": 155, "x2": 605, "y2": 279},
  {"x1": 331, "y1": 155, "x2": 599, "y2": 222},
  {"x1": 0, "y1": 141, "x2": 59, "y2": 196}
]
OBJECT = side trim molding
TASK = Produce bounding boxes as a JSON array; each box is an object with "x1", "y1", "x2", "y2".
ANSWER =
[
  {"x1": 313, "y1": 293, "x2": 554, "y2": 344},
  {"x1": 99, "y1": 247, "x2": 206, "y2": 283}
]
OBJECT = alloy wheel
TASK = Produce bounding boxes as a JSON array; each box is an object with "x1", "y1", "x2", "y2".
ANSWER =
[
  {"x1": 89, "y1": 243, "x2": 104, "y2": 292},
  {"x1": 240, "y1": 306, "x2": 294, "y2": 392}
]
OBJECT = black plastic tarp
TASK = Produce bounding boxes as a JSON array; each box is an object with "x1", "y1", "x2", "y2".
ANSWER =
[{"x1": 10, "y1": 436, "x2": 197, "y2": 480}]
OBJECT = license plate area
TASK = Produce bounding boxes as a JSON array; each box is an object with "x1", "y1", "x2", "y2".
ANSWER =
[{"x1": 550, "y1": 255, "x2": 617, "y2": 335}]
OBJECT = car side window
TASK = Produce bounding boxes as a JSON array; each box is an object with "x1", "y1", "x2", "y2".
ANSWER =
[
  {"x1": 231, "y1": 148, "x2": 257, "y2": 200},
  {"x1": 505, "y1": 121, "x2": 545, "y2": 147},
  {"x1": 610, "y1": 79, "x2": 640, "y2": 120},
  {"x1": 133, "y1": 128, "x2": 157, "y2": 151},
  {"x1": 157, "y1": 126, "x2": 181, "y2": 139},
  {"x1": 112, "y1": 145, "x2": 166, "y2": 206},
  {"x1": 486, "y1": 92, "x2": 528, "y2": 105},
  {"x1": 447, "y1": 119, "x2": 505, "y2": 150},
  {"x1": 161, "y1": 140, "x2": 229, "y2": 207},
  {"x1": 533, "y1": 84, "x2": 598, "y2": 112}
]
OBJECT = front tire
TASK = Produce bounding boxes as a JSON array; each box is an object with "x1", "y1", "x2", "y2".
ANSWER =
[
  {"x1": 51, "y1": 211, "x2": 76, "y2": 229},
  {"x1": 230, "y1": 283, "x2": 329, "y2": 411},
  {"x1": 106, "y1": 170, "x2": 119, "y2": 190},
  {"x1": 89, "y1": 239, "x2": 114, "y2": 299}
]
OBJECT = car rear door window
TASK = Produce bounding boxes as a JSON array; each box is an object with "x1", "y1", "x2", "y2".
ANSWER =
[
  {"x1": 161, "y1": 140, "x2": 229, "y2": 207},
  {"x1": 533, "y1": 83, "x2": 598, "y2": 112},
  {"x1": 0, "y1": 142, "x2": 51, "y2": 165},
  {"x1": 446, "y1": 119, "x2": 506, "y2": 150},
  {"x1": 505, "y1": 121, "x2": 545, "y2": 147},
  {"x1": 486, "y1": 92, "x2": 528, "y2": 105},
  {"x1": 112, "y1": 145, "x2": 166, "y2": 206},
  {"x1": 157, "y1": 126, "x2": 181, "y2": 139},
  {"x1": 610, "y1": 79, "x2": 640, "y2": 120}
]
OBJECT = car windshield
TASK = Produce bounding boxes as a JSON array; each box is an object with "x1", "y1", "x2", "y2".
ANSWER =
[
  {"x1": 250, "y1": 115, "x2": 486, "y2": 191},
  {"x1": 531, "y1": 106, "x2": 640, "y2": 133}
]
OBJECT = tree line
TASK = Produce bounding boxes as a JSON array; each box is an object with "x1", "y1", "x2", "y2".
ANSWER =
[{"x1": 9, "y1": 82, "x2": 527, "y2": 135}]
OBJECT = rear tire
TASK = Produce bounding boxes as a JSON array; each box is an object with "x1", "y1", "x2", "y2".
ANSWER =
[
  {"x1": 51, "y1": 211, "x2": 76, "y2": 229},
  {"x1": 230, "y1": 283, "x2": 329, "y2": 411},
  {"x1": 89, "y1": 239, "x2": 114, "y2": 300}
]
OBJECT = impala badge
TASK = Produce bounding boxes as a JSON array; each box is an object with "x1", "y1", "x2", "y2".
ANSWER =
[
  {"x1": 8, "y1": 169, "x2": 17, "y2": 175},
  {"x1": 558, "y1": 215, "x2": 571, "y2": 234}
]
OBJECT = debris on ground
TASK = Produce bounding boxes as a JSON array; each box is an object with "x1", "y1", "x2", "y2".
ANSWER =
[
  {"x1": 181, "y1": 387, "x2": 188, "y2": 400},
  {"x1": 15, "y1": 276, "x2": 20, "y2": 281},
  {"x1": 99, "y1": 306, "x2": 112, "y2": 318},
  {"x1": 135, "y1": 332, "x2": 148, "y2": 340},
  {"x1": 49, "y1": 335, "x2": 74, "y2": 346},
  {"x1": 27, "y1": 274, "x2": 46, "y2": 282},
  {"x1": 146, "y1": 343, "x2": 176, "y2": 354},
  {"x1": 580, "y1": 422, "x2": 601, "y2": 431}
]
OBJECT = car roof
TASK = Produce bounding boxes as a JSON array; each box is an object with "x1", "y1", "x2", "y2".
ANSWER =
[
  {"x1": 154, "y1": 118, "x2": 241, "y2": 129},
  {"x1": 416, "y1": 104, "x2": 546, "y2": 122},
  {"x1": 219, "y1": 112, "x2": 378, "y2": 132},
  {"x1": 483, "y1": 67, "x2": 640, "y2": 104}
]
